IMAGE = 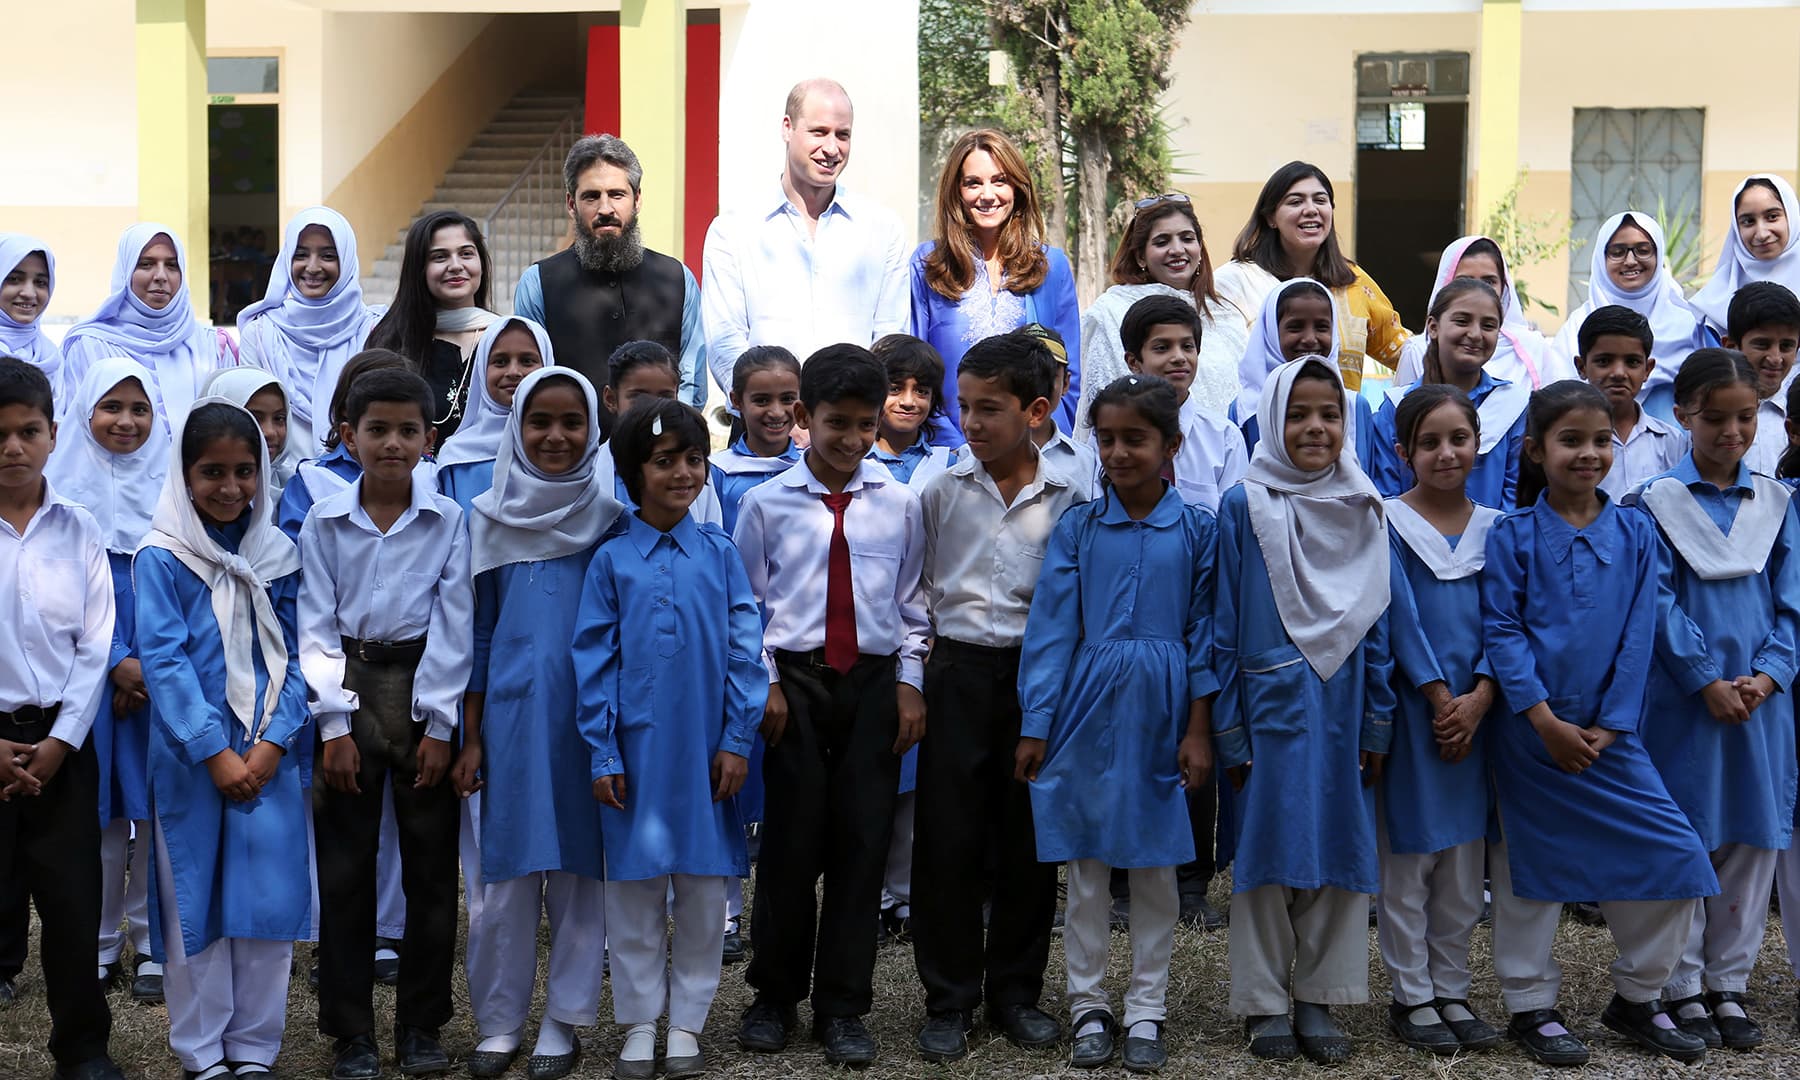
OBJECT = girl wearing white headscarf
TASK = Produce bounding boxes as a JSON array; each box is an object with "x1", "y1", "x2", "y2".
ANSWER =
[
  {"x1": 1393, "y1": 236, "x2": 1567, "y2": 389},
  {"x1": 437, "y1": 317, "x2": 553, "y2": 513},
  {"x1": 47, "y1": 356, "x2": 170, "y2": 996},
  {"x1": 1691, "y1": 175, "x2": 1800, "y2": 333},
  {"x1": 62, "y1": 224, "x2": 230, "y2": 429},
  {"x1": 1231, "y1": 278, "x2": 1376, "y2": 468},
  {"x1": 1552, "y1": 212, "x2": 1714, "y2": 392},
  {"x1": 236, "y1": 208, "x2": 382, "y2": 456},
  {"x1": 1212, "y1": 356, "x2": 1393, "y2": 1064},
  {"x1": 135, "y1": 398, "x2": 307, "y2": 1076},
  {"x1": 203, "y1": 367, "x2": 303, "y2": 500},
  {"x1": 0, "y1": 233, "x2": 64, "y2": 395},
  {"x1": 460, "y1": 368, "x2": 620, "y2": 1073}
]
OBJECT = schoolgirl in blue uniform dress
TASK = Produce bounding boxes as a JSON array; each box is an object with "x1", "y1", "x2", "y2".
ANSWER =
[
  {"x1": 436, "y1": 317, "x2": 551, "y2": 514},
  {"x1": 1374, "y1": 384, "x2": 1503, "y2": 1056},
  {"x1": 46, "y1": 356, "x2": 167, "y2": 999},
  {"x1": 1017, "y1": 374, "x2": 1216, "y2": 1072},
  {"x1": 1480, "y1": 379, "x2": 1718, "y2": 1067},
  {"x1": 1228, "y1": 279, "x2": 1378, "y2": 467},
  {"x1": 1628, "y1": 349, "x2": 1800, "y2": 1051},
  {"x1": 575, "y1": 397, "x2": 766, "y2": 1080},
  {"x1": 1370, "y1": 278, "x2": 1528, "y2": 509},
  {"x1": 458, "y1": 367, "x2": 620, "y2": 1079},
  {"x1": 136, "y1": 399, "x2": 309, "y2": 1077},
  {"x1": 1212, "y1": 357, "x2": 1394, "y2": 1066}
]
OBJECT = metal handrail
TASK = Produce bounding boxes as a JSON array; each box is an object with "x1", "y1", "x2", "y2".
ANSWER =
[{"x1": 483, "y1": 107, "x2": 581, "y2": 314}]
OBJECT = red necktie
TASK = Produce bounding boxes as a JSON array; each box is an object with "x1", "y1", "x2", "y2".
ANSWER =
[{"x1": 822, "y1": 492, "x2": 859, "y2": 673}]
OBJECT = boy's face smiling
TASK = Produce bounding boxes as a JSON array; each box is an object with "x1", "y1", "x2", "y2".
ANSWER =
[
  {"x1": 796, "y1": 397, "x2": 879, "y2": 488},
  {"x1": 957, "y1": 371, "x2": 1045, "y2": 464},
  {"x1": 1731, "y1": 323, "x2": 1800, "y2": 399},
  {"x1": 1126, "y1": 323, "x2": 1199, "y2": 399},
  {"x1": 342, "y1": 401, "x2": 431, "y2": 485},
  {"x1": 1575, "y1": 335, "x2": 1654, "y2": 408},
  {"x1": 0, "y1": 403, "x2": 55, "y2": 497}
]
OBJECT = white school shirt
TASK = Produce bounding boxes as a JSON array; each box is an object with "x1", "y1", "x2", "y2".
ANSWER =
[
  {"x1": 1038, "y1": 426, "x2": 1101, "y2": 499},
  {"x1": 921, "y1": 449, "x2": 1091, "y2": 648},
  {"x1": 297, "y1": 471, "x2": 474, "y2": 742},
  {"x1": 1746, "y1": 367, "x2": 1800, "y2": 478},
  {"x1": 1173, "y1": 396, "x2": 1249, "y2": 512},
  {"x1": 732, "y1": 457, "x2": 930, "y2": 690},
  {"x1": 1599, "y1": 407, "x2": 1688, "y2": 499},
  {"x1": 701, "y1": 181, "x2": 910, "y2": 396},
  {"x1": 0, "y1": 481, "x2": 116, "y2": 748}
]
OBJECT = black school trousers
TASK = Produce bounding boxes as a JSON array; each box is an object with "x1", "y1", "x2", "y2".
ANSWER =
[
  {"x1": 314, "y1": 655, "x2": 460, "y2": 1039},
  {"x1": 0, "y1": 711, "x2": 112, "y2": 1067},
  {"x1": 748, "y1": 650, "x2": 900, "y2": 1018},
  {"x1": 911, "y1": 640, "x2": 1057, "y2": 1016}
]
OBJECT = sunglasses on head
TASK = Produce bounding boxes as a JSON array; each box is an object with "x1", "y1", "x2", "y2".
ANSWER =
[{"x1": 1133, "y1": 192, "x2": 1191, "y2": 211}]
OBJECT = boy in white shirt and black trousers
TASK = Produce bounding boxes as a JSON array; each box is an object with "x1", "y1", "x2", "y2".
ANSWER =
[
  {"x1": 0, "y1": 357, "x2": 125, "y2": 1080},
  {"x1": 911, "y1": 330, "x2": 1090, "y2": 1063},
  {"x1": 298, "y1": 368, "x2": 474, "y2": 1080},
  {"x1": 732, "y1": 344, "x2": 930, "y2": 1069}
]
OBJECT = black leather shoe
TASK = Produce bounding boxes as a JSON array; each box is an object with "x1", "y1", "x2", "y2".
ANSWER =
[
  {"x1": 463, "y1": 1047, "x2": 518, "y2": 1078},
  {"x1": 1508, "y1": 1008, "x2": 1588, "y2": 1066},
  {"x1": 52, "y1": 1057, "x2": 126, "y2": 1080},
  {"x1": 394, "y1": 1025, "x2": 451, "y2": 1075},
  {"x1": 1707, "y1": 990, "x2": 1764, "y2": 1050},
  {"x1": 97, "y1": 960, "x2": 122, "y2": 990},
  {"x1": 1666, "y1": 993, "x2": 1722, "y2": 1048},
  {"x1": 374, "y1": 938, "x2": 401, "y2": 987},
  {"x1": 1388, "y1": 1000, "x2": 1458, "y2": 1055},
  {"x1": 915, "y1": 1010, "x2": 972, "y2": 1063},
  {"x1": 1433, "y1": 997, "x2": 1501, "y2": 1051},
  {"x1": 1294, "y1": 1002, "x2": 1352, "y2": 1065},
  {"x1": 130, "y1": 955, "x2": 164, "y2": 1004},
  {"x1": 182, "y1": 1065, "x2": 231, "y2": 1080},
  {"x1": 989, "y1": 1002, "x2": 1061, "y2": 1049},
  {"x1": 1121, "y1": 1020, "x2": 1167, "y2": 1073},
  {"x1": 1069, "y1": 1009, "x2": 1117, "y2": 1068},
  {"x1": 737, "y1": 997, "x2": 796, "y2": 1052},
  {"x1": 227, "y1": 1063, "x2": 274, "y2": 1078},
  {"x1": 331, "y1": 1034, "x2": 381, "y2": 1080},
  {"x1": 1245, "y1": 1014, "x2": 1297, "y2": 1060},
  {"x1": 525, "y1": 1039, "x2": 580, "y2": 1080},
  {"x1": 1177, "y1": 893, "x2": 1227, "y2": 930},
  {"x1": 1601, "y1": 994, "x2": 1706, "y2": 1063},
  {"x1": 721, "y1": 924, "x2": 747, "y2": 964},
  {"x1": 813, "y1": 1015, "x2": 877, "y2": 1067}
]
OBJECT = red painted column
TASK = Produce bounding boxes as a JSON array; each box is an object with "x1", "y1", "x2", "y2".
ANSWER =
[
  {"x1": 682, "y1": 19, "x2": 721, "y2": 275},
  {"x1": 584, "y1": 24, "x2": 620, "y2": 137}
]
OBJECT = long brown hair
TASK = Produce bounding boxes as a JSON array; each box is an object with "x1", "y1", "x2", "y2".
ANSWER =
[
  {"x1": 1230, "y1": 161, "x2": 1356, "y2": 289},
  {"x1": 1110, "y1": 199, "x2": 1222, "y2": 312},
  {"x1": 923, "y1": 129, "x2": 1047, "y2": 301}
]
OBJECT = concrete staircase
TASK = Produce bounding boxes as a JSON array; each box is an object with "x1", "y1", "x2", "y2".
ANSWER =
[{"x1": 362, "y1": 90, "x2": 582, "y2": 313}]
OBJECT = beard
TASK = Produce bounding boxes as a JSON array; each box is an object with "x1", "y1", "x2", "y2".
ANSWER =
[{"x1": 573, "y1": 213, "x2": 646, "y2": 273}]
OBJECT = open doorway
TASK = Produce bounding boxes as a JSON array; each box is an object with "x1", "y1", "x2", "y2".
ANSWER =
[
  {"x1": 207, "y1": 54, "x2": 281, "y2": 323},
  {"x1": 1353, "y1": 53, "x2": 1469, "y2": 331}
]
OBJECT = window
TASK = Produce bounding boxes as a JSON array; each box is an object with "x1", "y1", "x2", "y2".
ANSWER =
[
  {"x1": 1357, "y1": 102, "x2": 1426, "y2": 151},
  {"x1": 206, "y1": 56, "x2": 279, "y2": 96},
  {"x1": 1567, "y1": 107, "x2": 1704, "y2": 308}
]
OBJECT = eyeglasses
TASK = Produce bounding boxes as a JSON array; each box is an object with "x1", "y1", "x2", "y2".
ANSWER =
[
  {"x1": 1133, "y1": 192, "x2": 1191, "y2": 210},
  {"x1": 1604, "y1": 243, "x2": 1657, "y2": 262}
]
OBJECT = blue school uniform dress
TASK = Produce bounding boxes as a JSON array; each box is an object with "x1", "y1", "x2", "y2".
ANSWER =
[
  {"x1": 470, "y1": 546, "x2": 607, "y2": 883},
  {"x1": 1018, "y1": 486, "x2": 1215, "y2": 868},
  {"x1": 438, "y1": 460, "x2": 497, "y2": 516},
  {"x1": 1479, "y1": 497, "x2": 1718, "y2": 902},
  {"x1": 1211, "y1": 484, "x2": 1396, "y2": 895},
  {"x1": 135, "y1": 521, "x2": 311, "y2": 957},
  {"x1": 710, "y1": 436, "x2": 800, "y2": 541},
  {"x1": 1381, "y1": 500, "x2": 1499, "y2": 854},
  {"x1": 1632, "y1": 459, "x2": 1800, "y2": 851},
  {"x1": 573, "y1": 513, "x2": 767, "y2": 880},
  {"x1": 1371, "y1": 374, "x2": 1528, "y2": 509},
  {"x1": 276, "y1": 443, "x2": 360, "y2": 539},
  {"x1": 93, "y1": 550, "x2": 149, "y2": 826}
]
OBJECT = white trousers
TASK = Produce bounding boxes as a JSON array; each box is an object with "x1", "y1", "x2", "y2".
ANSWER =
[
  {"x1": 726, "y1": 878, "x2": 744, "y2": 927},
  {"x1": 881, "y1": 792, "x2": 915, "y2": 913},
  {"x1": 1667, "y1": 843, "x2": 1777, "y2": 998},
  {"x1": 1376, "y1": 825, "x2": 1485, "y2": 1006},
  {"x1": 1488, "y1": 838, "x2": 1694, "y2": 1012},
  {"x1": 375, "y1": 780, "x2": 405, "y2": 939},
  {"x1": 606, "y1": 875, "x2": 725, "y2": 1032},
  {"x1": 470, "y1": 870, "x2": 607, "y2": 1037},
  {"x1": 460, "y1": 792, "x2": 487, "y2": 989},
  {"x1": 1228, "y1": 884, "x2": 1370, "y2": 1016},
  {"x1": 1775, "y1": 844, "x2": 1800, "y2": 976},
  {"x1": 1064, "y1": 860, "x2": 1177, "y2": 1026},
  {"x1": 154, "y1": 819, "x2": 292, "y2": 1071},
  {"x1": 98, "y1": 818, "x2": 150, "y2": 964}
]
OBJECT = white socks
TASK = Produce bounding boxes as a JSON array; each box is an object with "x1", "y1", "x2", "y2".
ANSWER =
[
  {"x1": 1076, "y1": 1015, "x2": 1107, "y2": 1039},
  {"x1": 667, "y1": 1027, "x2": 700, "y2": 1059},
  {"x1": 475, "y1": 1025, "x2": 522, "y2": 1055},
  {"x1": 533, "y1": 1018, "x2": 575, "y2": 1057},
  {"x1": 621, "y1": 1022, "x2": 657, "y2": 1062},
  {"x1": 1128, "y1": 1019, "x2": 1159, "y2": 1040}
]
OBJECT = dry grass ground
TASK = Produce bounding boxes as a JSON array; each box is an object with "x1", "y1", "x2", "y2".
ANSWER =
[{"x1": 5, "y1": 875, "x2": 1799, "y2": 1079}]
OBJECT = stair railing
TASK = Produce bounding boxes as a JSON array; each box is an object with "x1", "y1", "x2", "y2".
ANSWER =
[{"x1": 484, "y1": 106, "x2": 582, "y2": 314}]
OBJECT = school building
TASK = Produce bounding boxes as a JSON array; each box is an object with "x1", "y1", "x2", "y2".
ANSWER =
[{"x1": 5, "y1": 0, "x2": 1797, "y2": 335}]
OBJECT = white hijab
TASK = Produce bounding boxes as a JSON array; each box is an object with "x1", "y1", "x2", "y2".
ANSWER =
[
  {"x1": 438, "y1": 317, "x2": 555, "y2": 469},
  {"x1": 1691, "y1": 175, "x2": 1800, "y2": 330},
  {"x1": 203, "y1": 366, "x2": 302, "y2": 494},
  {"x1": 1415, "y1": 236, "x2": 1551, "y2": 388},
  {"x1": 1244, "y1": 357, "x2": 1388, "y2": 680},
  {"x1": 46, "y1": 356, "x2": 169, "y2": 553},
  {"x1": 1564, "y1": 212, "x2": 1710, "y2": 388},
  {"x1": 469, "y1": 368, "x2": 623, "y2": 577},
  {"x1": 1236, "y1": 277, "x2": 1343, "y2": 421},
  {"x1": 138, "y1": 398, "x2": 301, "y2": 741}
]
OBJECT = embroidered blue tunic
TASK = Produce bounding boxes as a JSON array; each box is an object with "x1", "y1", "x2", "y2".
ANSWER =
[
  {"x1": 135, "y1": 523, "x2": 311, "y2": 958},
  {"x1": 572, "y1": 514, "x2": 766, "y2": 880},
  {"x1": 1018, "y1": 487, "x2": 1215, "y2": 868},
  {"x1": 1369, "y1": 373, "x2": 1526, "y2": 509},
  {"x1": 93, "y1": 550, "x2": 149, "y2": 824},
  {"x1": 470, "y1": 546, "x2": 607, "y2": 882},
  {"x1": 1211, "y1": 484, "x2": 1396, "y2": 895},
  {"x1": 1635, "y1": 458, "x2": 1800, "y2": 850},
  {"x1": 1382, "y1": 528, "x2": 1495, "y2": 855},
  {"x1": 1479, "y1": 497, "x2": 1718, "y2": 901}
]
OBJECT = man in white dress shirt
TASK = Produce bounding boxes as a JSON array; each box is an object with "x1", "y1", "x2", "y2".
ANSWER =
[{"x1": 701, "y1": 78, "x2": 910, "y2": 409}]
